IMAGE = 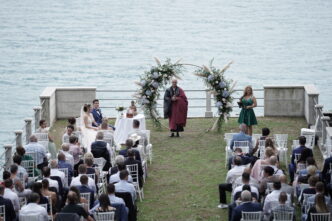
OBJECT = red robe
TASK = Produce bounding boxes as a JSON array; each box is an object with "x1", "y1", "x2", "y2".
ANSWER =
[{"x1": 168, "y1": 87, "x2": 188, "y2": 131}]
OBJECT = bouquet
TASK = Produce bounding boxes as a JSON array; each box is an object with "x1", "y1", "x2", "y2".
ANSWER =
[{"x1": 115, "y1": 106, "x2": 124, "y2": 112}]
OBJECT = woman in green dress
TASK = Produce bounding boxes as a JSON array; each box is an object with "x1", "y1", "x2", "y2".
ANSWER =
[{"x1": 238, "y1": 86, "x2": 257, "y2": 136}]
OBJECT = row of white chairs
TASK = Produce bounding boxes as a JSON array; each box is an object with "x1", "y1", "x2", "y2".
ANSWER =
[{"x1": 240, "y1": 210, "x2": 330, "y2": 221}]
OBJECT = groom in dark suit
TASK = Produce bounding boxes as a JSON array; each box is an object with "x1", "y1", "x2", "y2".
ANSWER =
[{"x1": 91, "y1": 99, "x2": 115, "y2": 129}]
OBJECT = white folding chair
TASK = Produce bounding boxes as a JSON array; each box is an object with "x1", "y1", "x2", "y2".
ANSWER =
[
  {"x1": 19, "y1": 196, "x2": 27, "y2": 208},
  {"x1": 258, "y1": 140, "x2": 266, "y2": 159},
  {"x1": 310, "y1": 213, "x2": 330, "y2": 221},
  {"x1": 94, "y1": 211, "x2": 115, "y2": 221},
  {"x1": 103, "y1": 132, "x2": 115, "y2": 147},
  {"x1": 274, "y1": 134, "x2": 288, "y2": 146},
  {"x1": 224, "y1": 133, "x2": 236, "y2": 167},
  {"x1": 21, "y1": 160, "x2": 38, "y2": 181},
  {"x1": 58, "y1": 168, "x2": 69, "y2": 187},
  {"x1": 140, "y1": 130, "x2": 151, "y2": 145},
  {"x1": 234, "y1": 141, "x2": 250, "y2": 154},
  {"x1": 45, "y1": 195, "x2": 53, "y2": 221},
  {"x1": 94, "y1": 158, "x2": 106, "y2": 171},
  {"x1": 34, "y1": 132, "x2": 49, "y2": 150},
  {"x1": 80, "y1": 192, "x2": 91, "y2": 205},
  {"x1": 241, "y1": 211, "x2": 262, "y2": 221},
  {"x1": 146, "y1": 144, "x2": 153, "y2": 164},
  {"x1": 126, "y1": 164, "x2": 144, "y2": 202},
  {"x1": 86, "y1": 173, "x2": 96, "y2": 181},
  {"x1": 62, "y1": 134, "x2": 70, "y2": 144},
  {"x1": 25, "y1": 152, "x2": 37, "y2": 165},
  {"x1": 0, "y1": 205, "x2": 5, "y2": 220},
  {"x1": 273, "y1": 211, "x2": 293, "y2": 221},
  {"x1": 304, "y1": 135, "x2": 315, "y2": 149},
  {"x1": 19, "y1": 214, "x2": 42, "y2": 221},
  {"x1": 292, "y1": 140, "x2": 299, "y2": 150},
  {"x1": 252, "y1": 134, "x2": 261, "y2": 148}
]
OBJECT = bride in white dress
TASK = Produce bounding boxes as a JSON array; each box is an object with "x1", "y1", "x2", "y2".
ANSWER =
[{"x1": 80, "y1": 104, "x2": 98, "y2": 152}]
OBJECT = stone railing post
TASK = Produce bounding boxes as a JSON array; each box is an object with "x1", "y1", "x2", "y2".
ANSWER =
[
  {"x1": 24, "y1": 118, "x2": 32, "y2": 144},
  {"x1": 205, "y1": 90, "x2": 213, "y2": 118},
  {"x1": 14, "y1": 130, "x2": 23, "y2": 147},
  {"x1": 321, "y1": 116, "x2": 330, "y2": 146},
  {"x1": 40, "y1": 97, "x2": 50, "y2": 126},
  {"x1": 4, "y1": 144, "x2": 13, "y2": 170},
  {"x1": 33, "y1": 106, "x2": 42, "y2": 131},
  {"x1": 314, "y1": 104, "x2": 324, "y2": 137}
]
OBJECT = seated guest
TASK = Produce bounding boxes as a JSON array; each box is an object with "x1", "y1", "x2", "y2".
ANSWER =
[
  {"x1": 60, "y1": 143, "x2": 74, "y2": 167},
  {"x1": 227, "y1": 148, "x2": 253, "y2": 170},
  {"x1": 119, "y1": 139, "x2": 141, "y2": 162},
  {"x1": 77, "y1": 175, "x2": 94, "y2": 209},
  {"x1": 85, "y1": 157, "x2": 99, "y2": 184},
  {"x1": 270, "y1": 192, "x2": 294, "y2": 221},
  {"x1": 280, "y1": 175, "x2": 294, "y2": 196},
  {"x1": 20, "y1": 193, "x2": 48, "y2": 220},
  {"x1": 298, "y1": 157, "x2": 318, "y2": 177},
  {"x1": 218, "y1": 156, "x2": 246, "y2": 209},
  {"x1": 95, "y1": 193, "x2": 116, "y2": 213},
  {"x1": 263, "y1": 181, "x2": 291, "y2": 217},
  {"x1": 322, "y1": 155, "x2": 332, "y2": 185},
  {"x1": 31, "y1": 182, "x2": 49, "y2": 207},
  {"x1": 125, "y1": 149, "x2": 144, "y2": 188},
  {"x1": 230, "y1": 124, "x2": 253, "y2": 152},
  {"x1": 115, "y1": 170, "x2": 137, "y2": 203},
  {"x1": 50, "y1": 160, "x2": 66, "y2": 187},
  {"x1": 107, "y1": 183, "x2": 126, "y2": 205},
  {"x1": 70, "y1": 164, "x2": 96, "y2": 192},
  {"x1": 299, "y1": 176, "x2": 318, "y2": 203},
  {"x1": 41, "y1": 179, "x2": 57, "y2": 210},
  {"x1": 62, "y1": 125, "x2": 75, "y2": 143},
  {"x1": 306, "y1": 193, "x2": 329, "y2": 221},
  {"x1": 289, "y1": 136, "x2": 313, "y2": 183},
  {"x1": 3, "y1": 179, "x2": 20, "y2": 213},
  {"x1": 269, "y1": 156, "x2": 283, "y2": 176},
  {"x1": 109, "y1": 164, "x2": 133, "y2": 184},
  {"x1": 128, "y1": 120, "x2": 148, "y2": 147},
  {"x1": 69, "y1": 186, "x2": 88, "y2": 205},
  {"x1": 9, "y1": 165, "x2": 31, "y2": 198},
  {"x1": 91, "y1": 132, "x2": 111, "y2": 171},
  {"x1": 13, "y1": 155, "x2": 28, "y2": 184},
  {"x1": 251, "y1": 148, "x2": 278, "y2": 180},
  {"x1": 36, "y1": 119, "x2": 57, "y2": 159},
  {"x1": 259, "y1": 166, "x2": 279, "y2": 196},
  {"x1": 69, "y1": 135, "x2": 83, "y2": 171},
  {"x1": 60, "y1": 191, "x2": 94, "y2": 221},
  {"x1": 0, "y1": 185, "x2": 16, "y2": 221},
  {"x1": 232, "y1": 173, "x2": 259, "y2": 202},
  {"x1": 42, "y1": 167, "x2": 59, "y2": 192},
  {"x1": 25, "y1": 135, "x2": 48, "y2": 170},
  {"x1": 252, "y1": 127, "x2": 270, "y2": 156},
  {"x1": 231, "y1": 190, "x2": 262, "y2": 221},
  {"x1": 57, "y1": 152, "x2": 73, "y2": 184},
  {"x1": 307, "y1": 182, "x2": 330, "y2": 205},
  {"x1": 297, "y1": 165, "x2": 318, "y2": 185},
  {"x1": 109, "y1": 155, "x2": 125, "y2": 176},
  {"x1": 67, "y1": 117, "x2": 78, "y2": 131}
]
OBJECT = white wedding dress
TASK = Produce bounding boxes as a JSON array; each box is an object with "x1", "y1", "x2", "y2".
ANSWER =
[{"x1": 80, "y1": 111, "x2": 97, "y2": 153}]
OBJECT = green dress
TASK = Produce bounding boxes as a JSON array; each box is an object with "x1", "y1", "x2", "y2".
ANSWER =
[{"x1": 238, "y1": 97, "x2": 257, "y2": 126}]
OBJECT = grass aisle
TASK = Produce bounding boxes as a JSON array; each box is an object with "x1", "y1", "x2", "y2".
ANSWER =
[{"x1": 137, "y1": 117, "x2": 307, "y2": 221}]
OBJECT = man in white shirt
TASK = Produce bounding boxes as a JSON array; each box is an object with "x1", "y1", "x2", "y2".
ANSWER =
[
  {"x1": 24, "y1": 135, "x2": 47, "y2": 170},
  {"x1": 50, "y1": 160, "x2": 66, "y2": 185},
  {"x1": 62, "y1": 125, "x2": 75, "y2": 143},
  {"x1": 109, "y1": 164, "x2": 133, "y2": 184},
  {"x1": 70, "y1": 164, "x2": 96, "y2": 192},
  {"x1": 263, "y1": 181, "x2": 291, "y2": 217},
  {"x1": 42, "y1": 167, "x2": 59, "y2": 192},
  {"x1": 20, "y1": 192, "x2": 48, "y2": 221},
  {"x1": 3, "y1": 179, "x2": 20, "y2": 213},
  {"x1": 232, "y1": 172, "x2": 259, "y2": 201},
  {"x1": 115, "y1": 170, "x2": 137, "y2": 203},
  {"x1": 128, "y1": 120, "x2": 148, "y2": 147},
  {"x1": 269, "y1": 156, "x2": 284, "y2": 177},
  {"x1": 218, "y1": 156, "x2": 246, "y2": 208},
  {"x1": 60, "y1": 143, "x2": 75, "y2": 167}
]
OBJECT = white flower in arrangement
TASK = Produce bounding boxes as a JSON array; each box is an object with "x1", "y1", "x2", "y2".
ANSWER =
[
  {"x1": 152, "y1": 81, "x2": 159, "y2": 88},
  {"x1": 219, "y1": 81, "x2": 226, "y2": 88},
  {"x1": 222, "y1": 90, "x2": 230, "y2": 98},
  {"x1": 207, "y1": 75, "x2": 214, "y2": 82},
  {"x1": 140, "y1": 80, "x2": 147, "y2": 86},
  {"x1": 215, "y1": 101, "x2": 222, "y2": 107},
  {"x1": 226, "y1": 102, "x2": 233, "y2": 108},
  {"x1": 152, "y1": 71, "x2": 159, "y2": 79},
  {"x1": 145, "y1": 90, "x2": 152, "y2": 96}
]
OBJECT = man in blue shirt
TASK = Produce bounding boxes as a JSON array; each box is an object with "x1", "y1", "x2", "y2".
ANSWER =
[
  {"x1": 230, "y1": 124, "x2": 253, "y2": 151},
  {"x1": 231, "y1": 190, "x2": 262, "y2": 221},
  {"x1": 58, "y1": 152, "x2": 73, "y2": 184},
  {"x1": 288, "y1": 136, "x2": 313, "y2": 183}
]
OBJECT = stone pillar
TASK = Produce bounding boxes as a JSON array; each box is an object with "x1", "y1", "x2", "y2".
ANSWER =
[
  {"x1": 4, "y1": 144, "x2": 13, "y2": 170},
  {"x1": 24, "y1": 118, "x2": 32, "y2": 144},
  {"x1": 321, "y1": 116, "x2": 330, "y2": 146},
  {"x1": 205, "y1": 91, "x2": 213, "y2": 118},
  {"x1": 40, "y1": 97, "x2": 50, "y2": 126},
  {"x1": 14, "y1": 130, "x2": 23, "y2": 147},
  {"x1": 33, "y1": 106, "x2": 42, "y2": 131},
  {"x1": 304, "y1": 85, "x2": 320, "y2": 126}
]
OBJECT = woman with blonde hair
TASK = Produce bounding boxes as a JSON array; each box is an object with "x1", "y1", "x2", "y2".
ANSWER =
[
  {"x1": 238, "y1": 86, "x2": 257, "y2": 136},
  {"x1": 251, "y1": 147, "x2": 278, "y2": 180}
]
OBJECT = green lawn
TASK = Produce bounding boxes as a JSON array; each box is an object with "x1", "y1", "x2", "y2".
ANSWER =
[{"x1": 50, "y1": 117, "x2": 323, "y2": 221}]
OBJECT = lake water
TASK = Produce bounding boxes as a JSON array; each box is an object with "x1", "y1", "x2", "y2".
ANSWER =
[{"x1": 0, "y1": 0, "x2": 331, "y2": 145}]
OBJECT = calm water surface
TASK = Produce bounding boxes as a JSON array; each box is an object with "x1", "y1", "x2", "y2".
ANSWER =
[{"x1": 0, "y1": 0, "x2": 331, "y2": 144}]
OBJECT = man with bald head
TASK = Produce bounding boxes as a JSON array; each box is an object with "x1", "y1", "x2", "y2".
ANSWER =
[
  {"x1": 50, "y1": 160, "x2": 66, "y2": 186},
  {"x1": 164, "y1": 78, "x2": 188, "y2": 137},
  {"x1": 60, "y1": 143, "x2": 74, "y2": 167}
]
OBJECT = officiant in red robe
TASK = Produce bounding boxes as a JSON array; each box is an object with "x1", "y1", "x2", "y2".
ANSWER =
[{"x1": 164, "y1": 79, "x2": 188, "y2": 137}]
